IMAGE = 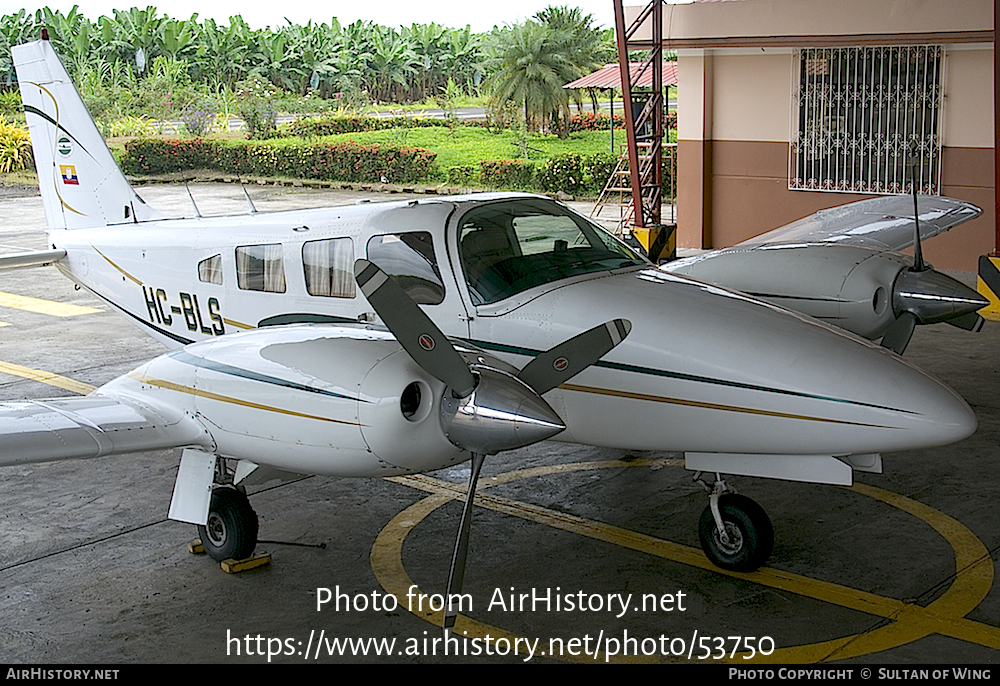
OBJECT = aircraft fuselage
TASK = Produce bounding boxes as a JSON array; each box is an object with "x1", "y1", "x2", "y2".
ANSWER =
[{"x1": 46, "y1": 193, "x2": 976, "y2": 486}]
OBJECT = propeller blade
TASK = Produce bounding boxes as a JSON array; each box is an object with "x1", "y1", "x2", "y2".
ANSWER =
[
  {"x1": 881, "y1": 311, "x2": 918, "y2": 355},
  {"x1": 516, "y1": 319, "x2": 632, "y2": 395},
  {"x1": 911, "y1": 190, "x2": 926, "y2": 272},
  {"x1": 948, "y1": 312, "x2": 986, "y2": 332},
  {"x1": 355, "y1": 259, "x2": 477, "y2": 397},
  {"x1": 443, "y1": 452, "x2": 486, "y2": 632}
]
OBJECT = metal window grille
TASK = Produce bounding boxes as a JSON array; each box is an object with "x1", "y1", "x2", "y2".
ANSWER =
[{"x1": 789, "y1": 45, "x2": 943, "y2": 194}]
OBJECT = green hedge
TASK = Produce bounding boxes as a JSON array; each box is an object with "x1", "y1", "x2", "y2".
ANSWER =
[
  {"x1": 479, "y1": 159, "x2": 536, "y2": 190},
  {"x1": 122, "y1": 137, "x2": 437, "y2": 183},
  {"x1": 120, "y1": 138, "x2": 628, "y2": 197},
  {"x1": 278, "y1": 115, "x2": 450, "y2": 138},
  {"x1": 446, "y1": 165, "x2": 477, "y2": 186}
]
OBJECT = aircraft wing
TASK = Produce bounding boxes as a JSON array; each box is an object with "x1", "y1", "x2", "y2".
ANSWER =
[
  {"x1": 737, "y1": 196, "x2": 981, "y2": 251},
  {"x1": 0, "y1": 394, "x2": 211, "y2": 467}
]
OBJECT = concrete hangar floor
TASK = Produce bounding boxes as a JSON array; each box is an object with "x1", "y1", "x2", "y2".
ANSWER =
[{"x1": 0, "y1": 183, "x2": 998, "y2": 664}]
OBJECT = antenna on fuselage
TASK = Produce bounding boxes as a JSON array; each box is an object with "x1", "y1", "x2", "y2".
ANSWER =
[
  {"x1": 184, "y1": 183, "x2": 202, "y2": 218},
  {"x1": 240, "y1": 181, "x2": 258, "y2": 215}
]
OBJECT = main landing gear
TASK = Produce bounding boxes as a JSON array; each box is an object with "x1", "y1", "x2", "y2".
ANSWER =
[
  {"x1": 695, "y1": 474, "x2": 773, "y2": 572},
  {"x1": 198, "y1": 485, "x2": 259, "y2": 562}
]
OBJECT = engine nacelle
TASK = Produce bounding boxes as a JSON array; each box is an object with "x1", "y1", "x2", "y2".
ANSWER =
[
  {"x1": 669, "y1": 244, "x2": 908, "y2": 339},
  {"x1": 103, "y1": 325, "x2": 473, "y2": 477}
]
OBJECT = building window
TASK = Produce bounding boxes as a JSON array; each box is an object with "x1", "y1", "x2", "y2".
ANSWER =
[
  {"x1": 790, "y1": 45, "x2": 943, "y2": 194},
  {"x1": 236, "y1": 244, "x2": 286, "y2": 293},
  {"x1": 303, "y1": 238, "x2": 355, "y2": 298}
]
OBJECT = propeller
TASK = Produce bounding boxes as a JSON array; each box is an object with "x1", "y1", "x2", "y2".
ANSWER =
[
  {"x1": 879, "y1": 188, "x2": 988, "y2": 355},
  {"x1": 354, "y1": 259, "x2": 631, "y2": 632}
]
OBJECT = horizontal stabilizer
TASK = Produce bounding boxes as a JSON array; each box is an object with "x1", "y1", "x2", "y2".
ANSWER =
[{"x1": 0, "y1": 249, "x2": 65, "y2": 270}]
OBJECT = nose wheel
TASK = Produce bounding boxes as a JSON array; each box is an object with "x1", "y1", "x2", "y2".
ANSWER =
[
  {"x1": 197, "y1": 487, "x2": 259, "y2": 562},
  {"x1": 696, "y1": 476, "x2": 773, "y2": 572}
]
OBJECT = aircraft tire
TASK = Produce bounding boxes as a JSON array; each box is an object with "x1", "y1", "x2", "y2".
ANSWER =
[
  {"x1": 198, "y1": 487, "x2": 259, "y2": 562},
  {"x1": 698, "y1": 493, "x2": 773, "y2": 572}
]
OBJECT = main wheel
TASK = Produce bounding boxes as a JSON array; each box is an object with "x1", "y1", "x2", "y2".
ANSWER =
[
  {"x1": 198, "y1": 488, "x2": 259, "y2": 562},
  {"x1": 698, "y1": 493, "x2": 773, "y2": 572}
]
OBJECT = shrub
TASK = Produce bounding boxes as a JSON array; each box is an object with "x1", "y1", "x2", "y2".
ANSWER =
[
  {"x1": 101, "y1": 115, "x2": 156, "y2": 138},
  {"x1": 568, "y1": 112, "x2": 625, "y2": 132},
  {"x1": 181, "y1": 97, "x2": 218, "y2": 137},
  {"x1": 278, "y1": 115, "x2": 448, "y2": 138},
  {"x1": 479, "y1": 159, "x2": 536, "y2": 190},
  {"x1": 122, "y1": 138, "x2": 217, "y2": 175},
  {"x1": 121, "y1": 137, "x2": 437, "y2": 184},
  {"x1": 0, "y1": 90, "x2": 24, "y2": 122},
  {"x1": 0, "y1": 120, "x2": 31, "y2": 173},
  {"x1": 447, "y1": 165, "x2": 477, "y2": 186},
  {"x1": 537, "y1": 153, "x2": 585, "y2": 195},
  {"x1": 582, "y1": 152, "x2": 617, "y2": 194},
  {"x1": 236, "y1": 75, "x2": 278, "y2": 140}
]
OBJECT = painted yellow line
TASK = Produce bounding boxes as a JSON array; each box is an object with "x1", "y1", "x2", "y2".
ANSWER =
[
  {"x1": 0, "y1": 360, "x2": 96, "y2": 394},
  {"x1": 129, "y1": 372, "x2": 364, "y2": 427},
  {"x1": 223, "y1": 318, "x2": 255, "y2": 330},
  {"x1": 372, "y1": 460, "x2": 998, "y2": 663},
  {"x1": 0, "y1": 321, "x2": 10, "y2": 327},
  {"x1": 91, "y1": 246, "x2": 142, "y2": 286},
  {"x1": 0, "y1": 292, "x2": 101, "y2": 317}
]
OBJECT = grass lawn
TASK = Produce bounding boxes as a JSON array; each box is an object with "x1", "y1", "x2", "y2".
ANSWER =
[{"x1": 310, "y1": 126, "x2": 621, "y2": 171}]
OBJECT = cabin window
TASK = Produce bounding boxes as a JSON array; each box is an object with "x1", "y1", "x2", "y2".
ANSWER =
[
  {"x1": 366, "y1": 232, "x2": 444, "y2": 305},
  {"x1": 198, "y1": 254, "x2": 223, "y2": 285},
  {"x1": 459, "y1": 199, "x2": 645, "y2": 305},
  {"x1": 303, "y1": 238, "x2": 355, "y2": 298},
  {"x1": 236, "y1": 244, "x2": 286, "y2": 293}
]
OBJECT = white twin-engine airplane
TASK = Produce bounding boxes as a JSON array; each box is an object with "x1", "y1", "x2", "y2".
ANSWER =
[{"x1": 0, "y1": 38, "x2": 981, "y2": 604}]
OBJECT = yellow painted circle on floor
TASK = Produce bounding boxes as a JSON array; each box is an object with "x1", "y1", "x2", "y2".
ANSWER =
[{"x1": 370, "y1": 459, "x2": 997, "y2": 663}]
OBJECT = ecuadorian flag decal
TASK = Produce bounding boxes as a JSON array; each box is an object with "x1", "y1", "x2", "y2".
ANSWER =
[{"x1": 60, "y1": 164, "x2": 78, "y2": 185}]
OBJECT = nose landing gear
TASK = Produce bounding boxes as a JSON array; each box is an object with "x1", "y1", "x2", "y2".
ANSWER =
[{"x1": 696, "y1": 474, "x2": 773, "y2": 573}]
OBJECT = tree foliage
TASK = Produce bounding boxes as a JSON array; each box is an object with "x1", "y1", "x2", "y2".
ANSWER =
[
  {"x1": 484, "y1": 5, "x2": 613, "y2": 136},
  {"x1": 0, "y1": 4, "x2": 616, "y2": 137}
]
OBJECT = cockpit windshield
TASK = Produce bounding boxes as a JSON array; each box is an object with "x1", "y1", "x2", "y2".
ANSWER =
[{"x1": 458, "y1": 198, "x2": 647, "y2": 305}]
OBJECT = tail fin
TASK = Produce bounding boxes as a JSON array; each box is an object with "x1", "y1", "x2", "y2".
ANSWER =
[{"x1": 12, "y1": 38, "x2": 163, "y2": 230}]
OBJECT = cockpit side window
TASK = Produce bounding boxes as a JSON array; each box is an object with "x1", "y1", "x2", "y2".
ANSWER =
[
  {"x1": 198, "y1": 254, "x2": 223, "y2": 284},
  {"x1": 459, "y1": 199, "x2": 646, "y2": 305},
  {"x1": 303, "y1": 238, "x2": 355, "y2": 298},
  {"x1": 366, "y1": 232, "x2": 444, "y2": 305},
  {"x1": 236, "y1": 244, "x2": 286, "y2": 293}
]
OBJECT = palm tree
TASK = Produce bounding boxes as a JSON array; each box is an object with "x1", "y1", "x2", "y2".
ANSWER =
[
  {"x1": 534, "y1": 5, "x2": 614, "y2": 113},
  {"x1": 485, "y1": 20, "x2": 577, "y2": 135}
]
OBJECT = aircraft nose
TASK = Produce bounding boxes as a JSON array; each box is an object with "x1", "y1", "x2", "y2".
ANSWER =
[
  {"x1": 893, "y1": 268, "x2": 990, "y2": 324},
  {"x1": 885, "y1": 358, "x2": 978, "y2": 450}
]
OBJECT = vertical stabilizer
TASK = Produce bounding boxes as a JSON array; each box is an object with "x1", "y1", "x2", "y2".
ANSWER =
[{"x1": 12, "y1": 39, "x2": 163, "y2": 230}]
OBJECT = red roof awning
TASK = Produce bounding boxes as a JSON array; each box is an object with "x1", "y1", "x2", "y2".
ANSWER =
[{"x1": 563, "y1": 62, "x2": 678, "y2": 90}]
